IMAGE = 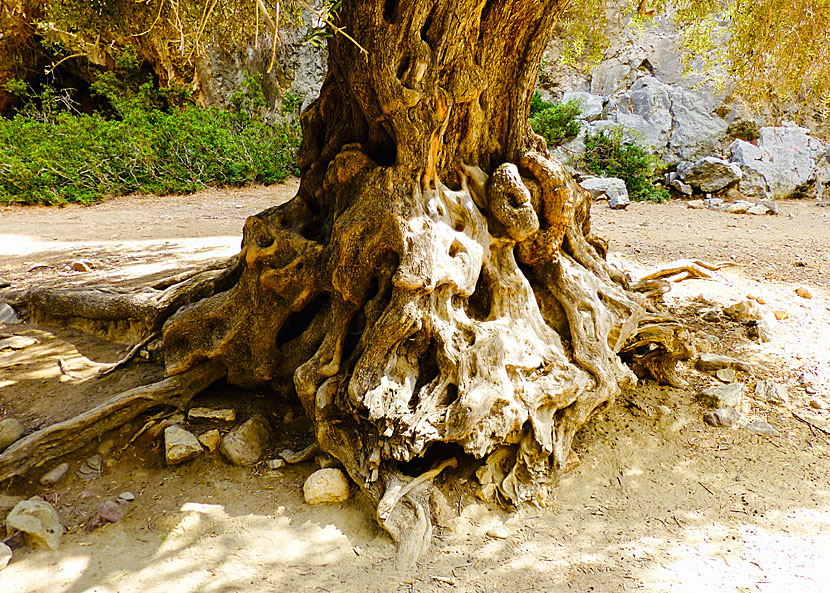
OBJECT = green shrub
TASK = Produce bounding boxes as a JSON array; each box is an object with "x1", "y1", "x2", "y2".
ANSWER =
[
  {"x1": 0, "y1": 76, "x2": 300, "y2": 206},
  {"x1": 529, "y1": 94, "x2": 582, "y2": 146},
  {"x1": 725, "y1": 120, "x2": 760, "y2": 142},
  {"x1": 581, "y1": 126, "x2": 669, "y2": 203}
]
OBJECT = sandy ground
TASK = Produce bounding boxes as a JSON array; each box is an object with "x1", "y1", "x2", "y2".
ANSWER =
[{"x1": 1, "y1": 183, "x2": 829, "y2": 593}]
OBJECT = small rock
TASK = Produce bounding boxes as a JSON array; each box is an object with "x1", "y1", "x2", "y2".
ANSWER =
[
  {"x1": 164, "y1": 425, "x2": 203, "y2": 465},
  {"x1": 486, "y1": 524, "x2": 509, "y2": 539},
  {"x1": 266, "y1": 458, "x2": 286, "y2": 470},
  {"x1": 219, "y1": 415, "x2": 273, "y2": 466},
  {"x1": 6, "y1": 499, "x2": 64, "y2": 550},
  {"x1": 699, "y1": 308, "x2": 721, "y2": 323},
  {"x1": 0, "y1": 336, "x2": 37, "y2": 350},
  {"x1": 303, "y1": 468, "x2": 351, "y2": 504},
  {"x1": 754, "y1": 380, "x2": 789, "y2": 405},
  {"x1": 702, "y1": 334, "x2": 720, "y2": 346},
  {"x1": 723, "y1": 202, "x2": 750, "y2": 214},
  {"x1": 39, "y1": 463, "x2": 70, "y2": 487},
  {"x1": 703, "y1": 408, "x2": 742, "y2": 428},
  {"x1": 695, "y1": 338, "x2": 712, "y2": 353},
  {"x1": 698, "y1": 383, "x2": 744, "y2": 409},
  {"x1": 695, "y1": 353, "x2": 753, "y2": 373},
  {"x1": 759, "y1": 199, "x2": 779, "y2": 214},
  {"x1": 747, "y1": 318, "x2": 772, "y2": 342},
  {"x1": 70, "y1": 259, "x2": 95, "y2": 272},
  {"x1": 671, "y1": 180, "x2": 693, "y2": 195},
  {"x1": 678, "y1": 157, "x2": 742, "y2": 192},
  {"x1": 705, "y1": 197, "x2": 724, "y2": 208},
  {"x1": 687, "y1": 199, "x2": 705, "y2": 209},
  {"x1": 76, "y1": 454, "x2": 104, "y2": 481},
  {"x1": 773, "y1": 310, "x2": 789, "y2": 320},
  {"x1": 608, "y1": 194, "x2": 631, "y2": 210},
  {"x1": 808, "y1": 398, "x2": 827, "y2": 410},
  {"x1": 746, "y1": 204, "x2": 771, "y2": 215},
  {"x1": 279, "y1": 442, "x2": 320, "y2": 464},
  {"x1": 118, "y1": 492, "x2": 135, "y2": 502},
  {"x1": 716, "y1": 368, "x2": 737, "y2": 383},
  {"x1": 724, "y1": 300, "x2": 764, "y2": 322},
  {"x1": 0, "y1": 418, "x2": 25, "y2": 452},
  {"x1": 795, "y1": 286, "x2": 813, "y2": 299},
  {"x1": 0, "y1": 304, "x2": 19, "y2": 325},
  {"x1": 579, "y1": 177, "x2": 628, "y2": 202},
  {"x1": 167, "y1": 412, "x2": 186, "y2": 425},
  {"x1": 0, "y1": 541, "x2": 11, "y2": 570},
  {"x1": 747, "y1": 295, "x2": 767, "y2": 305},
  {"x1": 198, "y1": 429, "x2": 221, "y2": 452},
  {"x1": 86, "y1": 497, "x2": 129, "y2": 532},
  {"x1": 798, "y1": 372, "x2": 819, "y2": 393},
  {"x1": 188, "y1": 407, "x2": 236, "y2": 422},
  {"x1": 742, "y1": 421, "x2": 779, "y2": 436}
]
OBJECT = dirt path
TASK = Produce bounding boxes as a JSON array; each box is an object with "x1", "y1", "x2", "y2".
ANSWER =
[{"x1": 1, "y1": 188, "x2": 829, "y2": 593}]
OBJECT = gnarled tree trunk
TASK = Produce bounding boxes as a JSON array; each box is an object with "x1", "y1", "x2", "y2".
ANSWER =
[
  {"x1": 159, "y1": 0, "x2": 673, "y2": 561},
  {"x1": 0, "y1": 0, "x2": 689, "y2": 563}
]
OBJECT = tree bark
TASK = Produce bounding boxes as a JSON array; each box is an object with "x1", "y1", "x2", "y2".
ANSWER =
[{"x1": 158, "y1": 0, "x2": 691, "y2": 560}]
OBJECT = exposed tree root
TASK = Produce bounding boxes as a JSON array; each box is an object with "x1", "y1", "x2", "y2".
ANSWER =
[
  {"x1": 0, "y1": 257, "x2": 240, "y2": 344},
  {"x1": 97, "y1": 331, "x2": 162, "y2": 377},
  {"x1": 637, "y1": 259, "x2": 736, "y2": 283},
  {"x1": 0, "y1": 361, "x2": 223, "y2": 483}
]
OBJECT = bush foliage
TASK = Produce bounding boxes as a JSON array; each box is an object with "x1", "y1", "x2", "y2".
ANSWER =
[
  {"x1": 581, "y1": 127, "x2": 669, "y2": 203},
  {"x1": 529, "y1": 92, "x2": 582, "y2": 146},
  {"x1": 0, "y1": 68, "x2": 299, "y2": 206}
]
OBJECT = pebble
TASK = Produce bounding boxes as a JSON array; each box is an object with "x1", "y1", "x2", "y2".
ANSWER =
[
  {"x1": 698, "y1": 383, "x2": 744, "y2": 409},
  {"x1": 724, "y1": 300, "x2": 764, "y2": 322},
  {"x1": 118, "y1": 492, "x2": 136, "y2": 502},
  {"x1": 303, "y1": 468, "x2": 351, "y2": 504},
  {"x1": 266, "y1": 458, "x2": 286, "y2": 470},
  {"x1": 695, "y1": 354, "x2": 753, "y2": 373},
  {"x1": 76, "y1": 454, "x2": 104, "y2": 480},
  {"x1": 703, "y1": 408, "x2": 742, "y2": 428},
  {"x1": 188, "y1": 407, "x2": 236, "y2": 422},
  {"x1": 754, "y1": 380, "x2": 789, "y2": 405},
  {"x1": 0, "y1": 304, "x2": 19, "y2": 325},
  {"x1": 486, "y1": 525, "x2": 509, "y2": 539},
  {"x1": 219, "y1": 415, "x2": 273, "y2": 466},
  {"x1": 773, "y1": 310, "x2": 789, "y2": 320},
  {"x1": 0, "y1": 541, "x2": 11, "y2": 570},
  {"x1": 699, "y1": 309, "x2": 721, "y2": 323},
  {"x1": 164, "y1": 425, "x2": 203, "y2": 465},
  {"x1": 198, "y1": 429, "x2": 221, "y2": 452},
  {"x1": 795, "y1": 286, "x2": 813, "y2": 299},
  {"x1": 0, "y1": 336, "x2": 37, "y2": 350},
  {"x1": 742, "y1": 421, "x2": 779, "y2": 436},
  {"x1": 70, "y1": 260, "x2": 95, "y2": 272},
  {"x1": 716, "y1": 368, "x2": 737, "y2": 383},
  {"x1": 39, "y1": 462, "x2": 70, "y2": 486},
  {"x1": 5, "y1": 499, "x2": 64, "y2": 550},
  {"x1": 86, "y1": 497, "x2": 129, "y2": 533},
  {"x1": 748, "y1": 318, "x2": 772, "y2": 342},
  {"x1": 0, "y1": 418, "x2": 25, "y2": 452},
  {"x1": 809, "y1": 398, "x2": 827, "y2": 410}
]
